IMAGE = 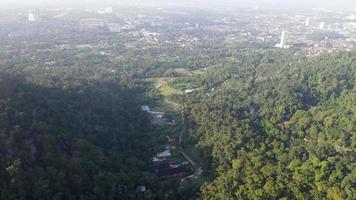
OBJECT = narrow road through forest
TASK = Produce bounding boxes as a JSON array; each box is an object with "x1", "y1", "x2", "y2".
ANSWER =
[{"x1": 179, "y1": 106, "x2": 202, "y2": 182}]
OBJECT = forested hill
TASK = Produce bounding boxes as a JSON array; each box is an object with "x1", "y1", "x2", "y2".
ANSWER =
[
  {"x1": 0, "y1": 73, "x2": 156, "y2": 199},
  {"x1": 172, "y1": 52, "x2": 355, "y2": 199}
]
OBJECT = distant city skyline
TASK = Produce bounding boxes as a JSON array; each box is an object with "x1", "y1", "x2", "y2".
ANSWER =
[{"x1": 1, "y1": 0, "x2": 356, "y2": 9}]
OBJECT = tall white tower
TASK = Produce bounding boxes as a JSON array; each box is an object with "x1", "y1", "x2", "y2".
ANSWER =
[
  {"x1": 275, "y1": 31, "x2": 289, "y2": 48},
  {"x1": 98, "y1": 7, "x2": 113, "y2": 14},
  {"x1": 105, "y1": 7, "x2": 113, "y2": 14},
  {"x1": 280, "y1": 31, "x2": 287, "y2": 48},
  {"x1": 28, "y1": 12, "x2": 35, "y2": 21},
  {"x1": 28, "y1": 9, "x2": 41, "y2": 22},
  {"x1": 319, "y1": 22, "x2": 325, "y2": 30},
  {"x1": 305, "y1": 17, "x2": 310, "y2": 26}
]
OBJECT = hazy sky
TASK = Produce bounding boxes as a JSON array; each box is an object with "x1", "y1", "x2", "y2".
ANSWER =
[{"x1": 1, "y1": 0, "x2": 356, "y2": 9}]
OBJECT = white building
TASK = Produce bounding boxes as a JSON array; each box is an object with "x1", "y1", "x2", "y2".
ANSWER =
[
  {"x1": 140, "y1": 105, "x2": 150, "y2": 112},
  {"x1": 98, "y1": 7, "x2": 113, "y2": 14},
  {"x1": 319, "y1": 22, "x2": 325, "y2": 30},
  {"x1": 346, "y1": 14, "x2": 356, "y2": 20},
  {"x1": 152, "y1": 156, "x2": 163, "y2": 162},
  {"x1": 28, "y1": 9, "x2": 41, "y2": 22},
  {"x1": 106, "y1": 7, "x2": 113, "y2": 14},
  {"x1": 305, "y1": 17, "x2": 310, "y2": 26},
  {"x1": 106, "y1": 23, "x2": 121, "y2": 33},
  {"x1": 137, "y1": 186, "x2": 146, "y2": 193},
  {"x1": 275, "y1": 31, "x2": 290, "y2": 49},
  {"x1": 156, "y1": 149, "x2": 171, "y2": 158},
  {"x1": 185, "y1": 89, "x2": 194, "y2": 94}
]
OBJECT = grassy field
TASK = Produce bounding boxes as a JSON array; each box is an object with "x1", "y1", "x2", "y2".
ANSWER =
[
  {"x1": 147, "y1": 77, "x2": 183, "y2": 112},
  {"x1": 150, "y1": 77, "x2": 182, "y2": 96},
  {"x1": 151, "y1": 100, "x2": 180, "y2": 113}
]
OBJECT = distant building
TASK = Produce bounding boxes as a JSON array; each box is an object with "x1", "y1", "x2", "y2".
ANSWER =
[
  {"x1": 275, "y1": 31, "x2": 290, "y2": 49},
  {"x1": 319, "y1": 22, "x2": 325, "y2": 30},
  {"x1": 28, "y1": 9, "x2": 41, "y2": 22},
  {"x1": 346, "y1": 14, "x2": 356, "y2": 20},
  {"x1": 142, "y1": 30, "x2": 159, "y2": 43},
  {"x1": 106, "y1": 23, "x2": 121, "y2": 32},
  {"x1": 305, "y1": 17, "x2": 310, "y2": 26},
  {"x1": 98, "y1": 7, "x2": 113, "y2": 14},
  {"x1": 106, "y1": 7, "x2": 113, "y2": 14},
  {"x1": 280, "y1": 31, "x2": 287, "y2": 47}
]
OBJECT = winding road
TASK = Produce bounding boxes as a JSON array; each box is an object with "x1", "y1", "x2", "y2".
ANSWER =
[{"x1": 179, "y1": 106, "x2": 203, "y2": 182}]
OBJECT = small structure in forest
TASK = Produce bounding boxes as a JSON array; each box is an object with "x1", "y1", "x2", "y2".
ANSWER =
[
  {"x1": 152, "y1": 156, "x2": 163, "y2": 162},
  {"x1": 156, "y1": 149, "x2": 171, "y2": 158},
  {"x1": 148, "y1": 161, "x2": 193, "y2": 180},
  {"x1": 137, "y1": 186, "x2": 146, "y2": 193},
  {"x1": 141, "y1": 105, "x2": 150, "y2": 112},
  {"x1": 185, "y1": 89, "x2": 194, "y2": 94}
]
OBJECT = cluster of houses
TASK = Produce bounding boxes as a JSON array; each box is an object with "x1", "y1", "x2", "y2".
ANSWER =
[
  {"x1": 141, "y1": 105, "x2": 166, "y2": 124},
  {"x1": 141, "y1": 105, "x2": 176, "y2": 125},
  {"x1": 140, "y1": 105, "x2": 193, "y2": 180},
  {"x1": 148, "y1": 161, "x2": 192, "y2": 180},
  {"x1": 152, "y1": 136, "x2": 193, "y2": 180}
]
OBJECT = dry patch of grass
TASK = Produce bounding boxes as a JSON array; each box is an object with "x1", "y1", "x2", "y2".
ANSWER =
[
  {"x1": 146, "y1": 77, "x2": 183, "y2": 112},
  {"x1": 149, "y1": 77, "x2": 182, "y2": 97}
]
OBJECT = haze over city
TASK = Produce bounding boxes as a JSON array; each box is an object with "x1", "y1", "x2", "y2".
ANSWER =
[{"x1": 1, "y1": 0, "x2": 356, "y2": 9}]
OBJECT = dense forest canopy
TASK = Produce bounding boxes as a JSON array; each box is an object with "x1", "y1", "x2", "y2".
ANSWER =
[
  {"x1": 0, "y1": 41, "x2": 355, "y2": 199},
  {"x1": 172, "y1": 52, "x2": 355, "y2": 200},
  {"x1": 0, "y1": 45, "x2": 355, "y2": 200},
  {"x1": 0, "y1": 6, "x2": 355, "y2": 199},
  {"x1": 0, "y1": 72, "x2": 160, "y2": 199}
]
